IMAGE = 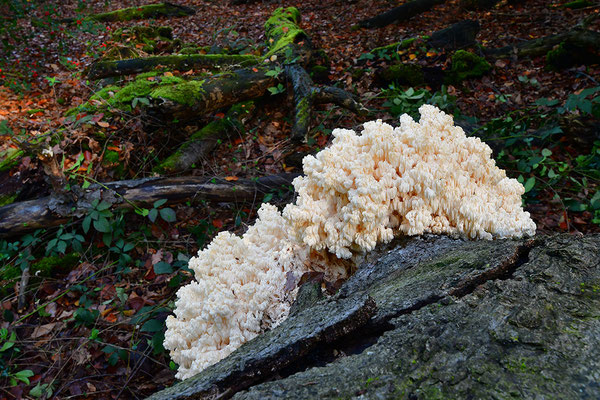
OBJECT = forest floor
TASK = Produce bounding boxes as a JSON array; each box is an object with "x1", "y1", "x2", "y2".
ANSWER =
[{"x1": 0, "y1": 0, "x2": 599, "y2": 398}]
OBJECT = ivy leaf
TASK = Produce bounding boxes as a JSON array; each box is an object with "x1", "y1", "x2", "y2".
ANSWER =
[
  {"x1": 154, "y1": 261, "x2": 173, "y2": 274},
  {"x1": 159, "y1": 208, "x2": 176, "y2": 222},
  {"x1": 523, "y1": 177, "x2": 536, "y2": 193},
  {"x1": 153, "y1": 199, "x2": 167, "y2": 208},
  {"x1": 13, "y1": 369, "x2": 34, "y2": 385},
  {"x1": 82, "y1": 215, "x2": 91, "y2": 234},
  {"x1": 141, "y1": 318, "x2": 163, "y2": 332},
  {"x1": 93, "y1": 217, "x2": 111, "y2": 233},
  {"x1": 148, "y1": 208, "x2": 158, "y2": 223}
]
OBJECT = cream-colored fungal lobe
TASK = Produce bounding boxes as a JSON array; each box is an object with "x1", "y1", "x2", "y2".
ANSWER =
[
  {"x1": 165, "y1": 105, "x2": 536, "y2": 380},
  {"x1": 284, "y1": 105, "x2": 536, "y2": 258},
  {"x1": 163, "y1": 204, "x2": 306, "y2": 380}
]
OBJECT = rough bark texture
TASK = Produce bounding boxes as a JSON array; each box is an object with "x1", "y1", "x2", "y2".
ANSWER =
[
  {"x1": 87, "y1": 54, "x2": 259, "y2": 80},
  {"x1": 0, "y1": 174, "x2": 297, "y2": 238},
  {"x1": 149, "y1": 234, "x2": 600, "y2": 399},
  {"x1": 356, "y1": 0, "x2": 446, "y2": 29}
]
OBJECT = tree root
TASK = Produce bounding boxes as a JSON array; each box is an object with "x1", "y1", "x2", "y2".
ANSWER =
[{"x1": 286, "y1": 64, "x2": 368, "y2": 141}]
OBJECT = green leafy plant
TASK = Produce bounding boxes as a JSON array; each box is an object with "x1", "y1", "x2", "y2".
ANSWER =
[
  {"x1": 82, "y1": 199, "x2": 113, "y2": 234},
  {"x1": 268, "y1": 83, "x2": 285, "y2": 95},
  {"x1": 382, "y1": 85, "x2": 458, "y2": 119},
  {"x1": 0, "y1": 328, "x2": 34, "y2": 387}
]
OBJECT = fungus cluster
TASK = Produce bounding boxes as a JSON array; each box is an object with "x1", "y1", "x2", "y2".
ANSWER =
[{"x1": 164, "y1": 105, "x2": 536, "y2": 380}]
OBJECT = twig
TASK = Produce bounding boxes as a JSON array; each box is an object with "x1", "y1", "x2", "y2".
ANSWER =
[{"x1": 17, "y1": 266, "x2": 30, "y2": 311}]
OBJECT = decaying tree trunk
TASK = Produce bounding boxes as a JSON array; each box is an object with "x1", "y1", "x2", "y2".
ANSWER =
[
  {"x1": 148, "y1": 235, "x2": 600, "y2": 400},
  {"x1": 355, "y1": 0, "x2": 446, "y2": 29},
  {"x1": 87, "y1": 54, "x2": 259, "y2": 80},
  {"x1": 62, "y1": 2, "x2": 195, "y2": 24},
  {"x1": 0, "y1": 174, "x2": 298, "y2": 238}
]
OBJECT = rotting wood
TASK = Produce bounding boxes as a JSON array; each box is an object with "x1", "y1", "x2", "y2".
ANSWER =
[
  {"x1": 484, "y1": 28, "x2": 600, "y2": 59},
  {"x1": 87, "y1": 54, "x2": 259, "y2": 80},
  {"x1": 0, "y1": 174, "x2": 298, "y2": 238},
  {"x1": 62, "y1": 2, "x2": 195, "y2": 24},
  {"x1": 354, "y1": 0, "x2": 446, "y2": 30}
]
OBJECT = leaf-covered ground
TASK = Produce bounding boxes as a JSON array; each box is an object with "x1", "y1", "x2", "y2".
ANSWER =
[{"x1": 0, "y1": 0, "x2": 599, "y2": 398}]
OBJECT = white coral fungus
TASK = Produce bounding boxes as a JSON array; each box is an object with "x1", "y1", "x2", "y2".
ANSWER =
[
  {"x1": 165, "y1": 105, "x2": 536, "y2": 379},
  {"x1": 284, "y1": 104, "x2": 536, "y2": 258},
  {"x1": 164, "y1": 204, "x2": 304, "y2": 379}
]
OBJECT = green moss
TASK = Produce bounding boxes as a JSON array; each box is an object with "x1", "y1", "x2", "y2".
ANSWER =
[
  {"x1": 150, "y1": 79, "x2": 206, "y2": 106},
  {"x1": 90, "y1": 85, "x2": 121, "y2": 101},
  {"x1": 310, "y1": 65, "x2": 329, "y2": 80},
  {"x1": 448, "y1": 50, "x2": 491, "y2": 83},
  {"x1": 263, "y1": 7, "x2": 306, "y2": 59},
  {"x1": 102, "y1": 150, "x2": 120, "y2": 165},
  {"x1": 0, "y1": 147, "x2": 23, "y2": 172},
  {"x1": 32, "y1": 253, "x2": 80, "y2": 276},
  {"x1": 112, "y1": 78, "x2": 157, "y2": 103},
  {"x1": 380, "y1": 63, "x2": 425, "y2": 86},
  {"x1": 371, "y1": 38, "x2": 418, "y2": 55},
  {"x1": 546, "y1": 42, "x2": 570, "y2": 70},
  {"x1": 136, "y1": 71, "x2": 160, "y2": 80},
  {"x1": 154, "y1": 101, "x2": 253, "y2": 173},
  {"x1": 0, "y1": 193, "x2": 17, "y2": 207},
  {"x1": 561, "y1": 0, "x2": 592, "y2": 9},
  {"x1": 85, "y1": 3, "x2": 193, "y2": 23}
]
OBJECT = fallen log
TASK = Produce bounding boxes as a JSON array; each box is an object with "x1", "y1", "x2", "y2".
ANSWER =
[
  {"x1": 484, "y1": 28, "x2": 600, "y2": 60},
  {"x1": 0, "y1": 173, "x2": 299, "y2": 238},
  {"x1": 369, "y1": 20, "x2": 480, "y2": 56},
  {"x1": 87, "y1": 54, "x2": 259, "y2": 80},
  {"x1": 62, "y1": 2, "x2": 195, "y2": 24},
  {"x1": 354, "y1": 0, "x2": 446, "y2": 30},
  {"x1": 145, "y1": 7, "x2": 366, "y2": 140},
  {"x1": 154, "y1": 101, "x2": 256, "y2": 174}
]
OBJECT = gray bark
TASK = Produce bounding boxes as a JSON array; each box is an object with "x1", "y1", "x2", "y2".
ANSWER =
[{"x1": 149, "y1": 234, "x2": 600, "y2": 399}]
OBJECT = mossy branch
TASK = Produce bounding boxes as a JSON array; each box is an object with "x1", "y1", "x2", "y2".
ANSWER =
[
  {"x1": 87, "y1": 54, "x2": 260, "y2": 80},
  {"x1": 63, "y1": 2, "x2": 195, "y2": 24},
  {"x1": 155, "y1": 101, "x2": 256, "y2": 174}
]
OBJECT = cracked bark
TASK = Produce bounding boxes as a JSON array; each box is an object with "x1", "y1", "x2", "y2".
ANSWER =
[{"x1": 148, "y1": 235, "x2": 598, "y2": 400}]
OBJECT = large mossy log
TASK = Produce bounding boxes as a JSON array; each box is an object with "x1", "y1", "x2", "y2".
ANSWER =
[
  {"x1": 0, "y1": 174, "x2": 298, "y2": 238},
  {"x1": 64, "y1": 2, "x2": 195, "y2": 24},
  {"x1": 87, "y1": 54, "x2": 259, "y2": 80},
  {"x1": 355, "y1": 0, "x2": 446, "y2": 29}
]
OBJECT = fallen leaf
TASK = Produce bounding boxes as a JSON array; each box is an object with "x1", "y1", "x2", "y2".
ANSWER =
[
  {"x1": 97, "y1": 121, "x2": 109, "y2": 128},
  {"x1": 224, "y1": 176, "x2": 238, "y2": 181},
  {"x1": 31, "y1": 323, "x2": 57, "y2": 338}
]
